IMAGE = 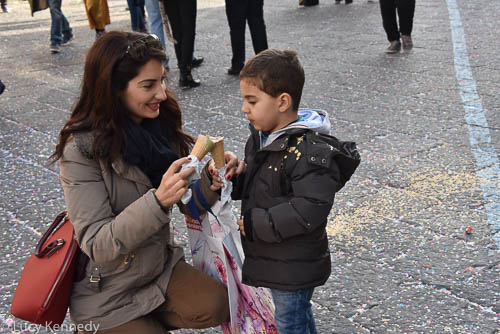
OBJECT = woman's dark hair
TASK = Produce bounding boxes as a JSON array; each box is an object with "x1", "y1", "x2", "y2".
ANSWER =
[{"x1": 50, "y1": 31, "x2": 194, "y2": 164}]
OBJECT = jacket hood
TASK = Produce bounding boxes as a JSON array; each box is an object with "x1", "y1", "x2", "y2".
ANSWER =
[{"x1": 261, "y1": 109, "x2": 331, "y2": 148}]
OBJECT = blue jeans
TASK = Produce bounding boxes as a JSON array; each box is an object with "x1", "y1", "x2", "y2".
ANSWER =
[
  {"x1": 48, "y1": 0, "x2": 72, "y2": 45},
  {"x1": 127, "y1": 0, "x2": 147, "y2": 32},
  {"x1": 271, "y1": 288, "x2": 317, "y2": 334},
  {"x1": 144, "y1": 0, "x2": 169, "y2": 67}
]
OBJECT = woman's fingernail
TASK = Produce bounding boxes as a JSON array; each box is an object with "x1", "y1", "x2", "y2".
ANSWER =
[
  {"x1": 187, "y1": 157, "x2": 192, "y2": 161},
  {"x1": 226, "y1": 175, "x2": 231, "y2": 180}
]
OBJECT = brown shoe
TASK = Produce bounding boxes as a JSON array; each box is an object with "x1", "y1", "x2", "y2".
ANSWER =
[
  {"x1": 384, "y1": 40, "x2": 401, "y2": 54},
  {"x1": 401, "y1": 35, "x2": 413, "y2": 50}
]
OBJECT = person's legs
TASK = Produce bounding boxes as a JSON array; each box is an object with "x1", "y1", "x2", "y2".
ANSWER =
[
  {"x1": 145, "y1": 0, "x2": 166, "y2": 48},
  {"x1": 127, "y1": 0, "x2": 139, "y2": 31},
  {"x1": 1, "y1": 0, "x2": 8, "y2": 12},
  {"x1": 177, "y1": 0, "x2": 196, "y2": 69},
  {"x1": 48, "y1": 0, "x2": 64, "y2": 49},
  {"x1": 379, "y1": 0, "x2": 400, "y2": 42},
  {"x1": 225, "y1": 0, "x2": 247, "y2": 71},
  {"x1": 396, "y1": 0, "x2": 415, "y2": 36},
  {"x1": 247, "y1": 0, "x2": 268, "y2": 55},
  {"x1": 78, "y1": 315, "x2": 166, "y2": 334},
  {"x1": 271, "y1": 288, "x2": 317, "y2": 334},
  {"x1": 60, "y1": 6, "x2": 72, "y2": 40},
  {"x1": 137, "y1": 0, "x2": 147, "y2": 32},
  {"x1": 163, "y1": 0, "x2": 182, "y2": 66},
  {"x1": 152, "y1": 261, "x2": 229, "y2": 329}
]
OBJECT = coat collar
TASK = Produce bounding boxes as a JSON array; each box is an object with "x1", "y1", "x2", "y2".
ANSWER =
[
  {"x1": 111, "y1": 159, "x2": 153, "y2": 187},
  {"x1": 73, "y1": 131, "x2": 153, "y2": 187}
]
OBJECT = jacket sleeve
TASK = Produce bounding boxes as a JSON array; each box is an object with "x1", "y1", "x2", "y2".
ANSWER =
[
  {"x1": 245, "y1": 145, "x2": 340, "y2": 243},
  {"x1": 59, "y1": 140, "x2": 171, "y2": 264}
]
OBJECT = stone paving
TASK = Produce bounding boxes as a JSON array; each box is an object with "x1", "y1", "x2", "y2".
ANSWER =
[{"x1": 0, "y1": 0, "x2": 499, "y2": 333}]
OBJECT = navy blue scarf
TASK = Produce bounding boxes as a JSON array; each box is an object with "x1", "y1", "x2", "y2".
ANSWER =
[{"x1": 122, "y1": 117, "x2": 179, "y2": 188}]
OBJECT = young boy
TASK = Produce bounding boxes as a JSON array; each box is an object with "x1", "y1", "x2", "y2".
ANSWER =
[{"x1": 232, "y1": 49, "x2": 360, "y2": 334}]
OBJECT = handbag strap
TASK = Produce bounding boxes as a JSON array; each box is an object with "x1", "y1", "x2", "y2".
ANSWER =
[{"x1": 34, "y1": 211, "x2": 68, "y2": 258}]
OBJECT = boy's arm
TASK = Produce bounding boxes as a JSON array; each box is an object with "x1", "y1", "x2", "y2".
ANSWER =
[{"x1": 243, "y1": 158, "x2": 340, "y2": 243}]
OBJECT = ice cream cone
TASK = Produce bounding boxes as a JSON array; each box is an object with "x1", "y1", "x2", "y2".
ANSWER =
[
  {"x1": 210, "y1": 136, "x2": 225, "y2": 169},
  {"x1": 190, "y1": 135, "x2": 215, "y2": 160}
]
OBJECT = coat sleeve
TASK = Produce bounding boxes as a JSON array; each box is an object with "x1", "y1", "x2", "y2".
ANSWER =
[
  {"x1": 59, "y1": 140, "x2": 171, "y2": 264},
  {"x1": 245, "y1": 144, "x2": 340, "y2": 243}
]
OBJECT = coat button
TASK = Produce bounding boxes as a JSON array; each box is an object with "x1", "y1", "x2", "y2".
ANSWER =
[
  {"x1": 280, "y1": 144, "x2": 285, "y2": 148},
  {"x1": 322, "y1": 158, "x2": 327, "y2": 164},
  {"x1": 310, "y1": 156, "x2": 316, "y2": 162}
]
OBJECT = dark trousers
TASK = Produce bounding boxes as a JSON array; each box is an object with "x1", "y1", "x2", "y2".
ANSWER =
[
  {"x1": 0, "y1": 0, "x2": 6, "y2": 8},
  {"x1": 127, "y1": 0, "x2": 147, "y2": 32},
  {"x1": 379, "y1": 0, "x2": 416, "y2": 42},
  {"x1": 225, "y1": 0, "x2": 268, "y2": 69},
  {"x1": 163, "y1": 0, "x2": 197, "y2": 70}
]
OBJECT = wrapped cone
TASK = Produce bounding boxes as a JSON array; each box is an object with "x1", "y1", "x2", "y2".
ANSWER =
[
  {"x1": 210, "y1": 136, "x2": 225, "y2": 169},
  {"x1": 190, "y1": 135, "x2": 215, "y2": 160}
]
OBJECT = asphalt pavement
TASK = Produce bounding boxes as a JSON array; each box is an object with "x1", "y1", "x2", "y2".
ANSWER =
[{"x1": 0, "y1": 0, "x2": 499, "y2": 333}]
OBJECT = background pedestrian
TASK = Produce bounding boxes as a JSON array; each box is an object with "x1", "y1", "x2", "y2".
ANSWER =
[
  {"x1": 1, "y1": 0, "x2": 8, "y2": 13},
  {"x1": 162, "y1": 0, "x2": 203, "y2": 88},
  {"x1": 379, "y1": 0, "x2": 415, "y2": 53},
  {"x1": 48, "y1": 0, "x2": 73, "y2": 53},
  {"x1": 145, "y1": 0, "x2": 169, "y2": 69},
  {"x1": 83, "y1": 0, "x2": 110, "y2": 40},
  {"x1": 225, "y1": 0, "x2": 268, "y2": 76},
  {"x1": 127, "y1": 0, "x2": 147, "y2": 32}
]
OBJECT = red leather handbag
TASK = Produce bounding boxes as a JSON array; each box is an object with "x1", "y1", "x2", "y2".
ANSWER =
[{"x1": 10, "y1": 211, "x2": 79, "y2": 327}]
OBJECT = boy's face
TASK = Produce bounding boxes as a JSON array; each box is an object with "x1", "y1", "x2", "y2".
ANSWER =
[{"x1": 240, "y1": 79, "x2": 282, "y2": 133}]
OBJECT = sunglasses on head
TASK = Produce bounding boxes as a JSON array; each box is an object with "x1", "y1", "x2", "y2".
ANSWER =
[{"x1": 125, "y1": 33, "x2": 162, "y2": 60}]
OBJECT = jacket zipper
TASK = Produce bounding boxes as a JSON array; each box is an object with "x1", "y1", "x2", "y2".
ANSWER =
[{"x1": 42, "y1": 241, "x2": 76, "y2": 309}]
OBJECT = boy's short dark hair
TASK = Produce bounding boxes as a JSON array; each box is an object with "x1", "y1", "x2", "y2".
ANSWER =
[{"x1": 240, "y1": 49, "x2": 305, "y2": 111}]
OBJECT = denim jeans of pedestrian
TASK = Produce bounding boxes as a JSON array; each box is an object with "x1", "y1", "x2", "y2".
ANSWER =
[
  {"x1": 271, "y1": 288, "x2": 317, "y2": 334},
  {"x1": 144, "y1": 0, "x2": 169, "y2": 67},
  {"x1": 127, "y1": 0, "x2": 147, "y2": 32},
  {"x1": 48, "y1": 0, "x2": 72, "y2": 45}
]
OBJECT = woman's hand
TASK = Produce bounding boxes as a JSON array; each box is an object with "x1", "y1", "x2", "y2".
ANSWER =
[
  {"x1": 207, "y1": 151, "x2": 246, "y2": 191},
  {"x1": 155, "y1": 157, "x2": 194, "y2": 207}
]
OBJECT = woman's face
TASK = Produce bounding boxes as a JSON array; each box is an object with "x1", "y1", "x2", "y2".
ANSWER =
[{"x1": 122, "y1": 59, "x2": 167, "y2": 123}]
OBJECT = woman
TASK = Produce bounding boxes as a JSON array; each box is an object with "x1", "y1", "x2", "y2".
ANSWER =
[{"x1": 50, "y1": 31, "x2": 236, "y2": 333}]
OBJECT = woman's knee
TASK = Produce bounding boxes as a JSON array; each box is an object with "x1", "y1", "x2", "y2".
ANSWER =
[{"x1": 208, "y1": 283, "x2": 230, "y2": 325}]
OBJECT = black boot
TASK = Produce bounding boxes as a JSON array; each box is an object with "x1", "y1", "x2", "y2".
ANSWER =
[
  {"x1": 179, "y1": 66, "x2": 200, "y2": 89},
  {"x1": 191, "y1": 56, "x2": 204, "y2": 68}
]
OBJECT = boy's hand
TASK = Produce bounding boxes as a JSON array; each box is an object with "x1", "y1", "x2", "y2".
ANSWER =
[
  {"x1": 224, "y1": 151, "x2": 246, "y2": 180},
  {"x1": 237, "y1": 218, "x2": 246, "y2": 237},
  {"x1": 208, "y1": 151, "x2": 246, "y2": 187},
  {"x1": 208, "y1": 161, "x2": 224, "y2": 191}
]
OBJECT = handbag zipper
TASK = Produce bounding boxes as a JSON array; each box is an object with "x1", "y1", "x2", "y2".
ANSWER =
[{"x1": 42, "y1": 241, "x2": 76, "y2": 309}]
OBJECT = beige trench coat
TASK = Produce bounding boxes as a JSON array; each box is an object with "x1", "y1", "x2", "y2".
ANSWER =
[{"x1": 59, "y1": 134, "x2": 218, "y2": 330}]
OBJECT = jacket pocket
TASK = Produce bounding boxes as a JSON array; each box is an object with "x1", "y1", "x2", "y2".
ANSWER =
[{"x1": 89, "y1": 253, "x2": 134, "y2": 278}]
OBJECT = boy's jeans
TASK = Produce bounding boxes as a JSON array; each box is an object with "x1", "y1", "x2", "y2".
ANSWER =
[
  {"x1": 271, "y1": 288, "x2": 317, "y2": 334},
  {"x1": 48, "y1": 0, "x2": 72, "y2": 44}
]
